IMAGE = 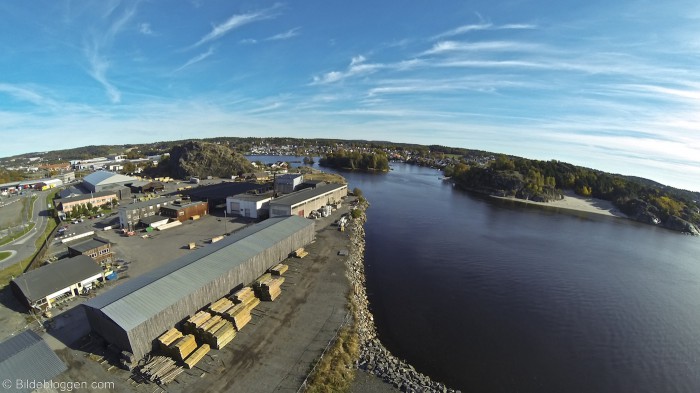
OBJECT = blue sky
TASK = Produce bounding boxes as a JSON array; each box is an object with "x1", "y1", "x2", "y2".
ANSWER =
[{"x1": 1, "y1": 1, "x2": 699, "y2": 191}]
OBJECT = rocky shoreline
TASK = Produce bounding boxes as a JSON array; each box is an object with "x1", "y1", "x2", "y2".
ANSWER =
[{"x1": 346, "y1": 200, "x2": 460, "y2": 393}]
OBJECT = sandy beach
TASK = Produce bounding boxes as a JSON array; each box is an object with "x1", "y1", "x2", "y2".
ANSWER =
[{"x1": 493, "y1": 190, "x2": 628, "y2": 218}]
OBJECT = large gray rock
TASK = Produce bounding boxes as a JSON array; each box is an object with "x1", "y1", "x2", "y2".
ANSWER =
[{"x1": 665, "y1": 216, "x2": 700, "y2": 236}]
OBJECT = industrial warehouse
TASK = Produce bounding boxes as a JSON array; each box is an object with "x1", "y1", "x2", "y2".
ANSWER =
[
  {"x1": 269, "y1": 183, "x2": 348, "y2": 218},
  {"x1": 82, "y1": 215, "x2": 315, "y2": 360}
]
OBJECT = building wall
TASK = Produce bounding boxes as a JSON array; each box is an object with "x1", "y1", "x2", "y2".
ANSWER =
[
  {"x1": 59, "y1": 194, "x2": 117, "y2": 213},
  {"x1": 226, "y1": 197, "x2": 271, "y2": 219},
  {"x1": 118, "y1": 199, "x2": 173, "y2": 229},
  {"x1": 68, "y1": 244, "x2": 113, "y2": 266},
  {"x1": 270, "y1": 185, "x2": 348, "y2": 218},
  {"x1": 161, "y1": 202, "x2": 208, "y2": 222},
  {"x1": 84, "y1": 221, "x2": 315, "y2": 359}
]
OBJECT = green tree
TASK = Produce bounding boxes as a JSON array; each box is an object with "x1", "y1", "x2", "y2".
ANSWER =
[{"x1": 352, "y1": 187, "x2": 363, "y2": 197}]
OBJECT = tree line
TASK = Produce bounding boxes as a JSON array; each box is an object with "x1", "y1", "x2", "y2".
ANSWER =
[{"x1": 319, "y1": 150, "x2": 390, "y2": 171}]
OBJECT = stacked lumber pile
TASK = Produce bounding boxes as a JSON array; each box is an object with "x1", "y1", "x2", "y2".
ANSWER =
[
  {"x1": 157, "y1": 328, "x2": 183, "y2": 351},
  {"x1": 202, "y1": 320, "x2": 236, "y2": 349},
  {"x1": 231, "y1": 286, "x2": 255, "y2": 304},
  {"x1": 293, "y1": 247, "x2": 309, "y2": 258},
  {"x1": 255, "y1": 274, "x2": 285, "y2": 301},
  {"x1": 269, "y1": 263, "x2": 288, "y2": 276},
  {"x1": 183, "y1": 344, "x2": 210, "y2": 369},
  {"x1": 221, "y1": 286, "x2": 260, "y2": 330},
  {"x1": 209, "y1": 297, "x2": 234, "y2": 314},
  {"x1": 183, "y1": 311, "x2": 212, "y2": 333},
  {"x1": 140, "y1": 356, "x2": 184, "y2": 385},
  {"x1": 168, "y1": 334, "x2": 197, "y2": 361}
]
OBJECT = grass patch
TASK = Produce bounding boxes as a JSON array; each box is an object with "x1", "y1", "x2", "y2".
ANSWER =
[
  {"x1": 0, "y1": 222, "x2": 35, "y2": 247},
  {"x1": 0, "y1": 251, "x2": 11, "y2": 262},
  {"x1": 305, "y1": 324, "x2": 360, "y2": 393},
  {"x1": 0, "y1": 191, "x2": 59, "y2": 287},
  {"x1": 0, "y1": 261, "x2": 25, "y2": 287}
]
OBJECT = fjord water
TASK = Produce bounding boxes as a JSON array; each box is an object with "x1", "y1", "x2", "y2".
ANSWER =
[
  {"x1": 254, "y1": 157, "x2": 700, "y2": 392},
  {"x1": 345, "y1": 164, "x2": 700, "y2": 393}
]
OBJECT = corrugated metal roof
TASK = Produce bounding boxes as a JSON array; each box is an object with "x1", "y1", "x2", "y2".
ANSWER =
[
  {"x1": 228, "y1": 192, "x2": 274, "y2": 202},
  {"x1": 0, "y1": 331, "x2": 67, "y2": 392},
  {"x1": 67, "y1": 238, "x2": 109, "y2": 253},
  {"x1": 55, "y1": 190, "x2": 116, "y2": 204},
  {"x1": 83, "y1": 171, "x2": 136, "y2": 186},
  {"x1": 84, "y1": 216, "x2": 314, "y2": 332},
  {"x1": 119, "y1": 197, "x2": 178, "y2": 210},
  {"x1": 269, "y1": 183, "x2": 347, "y2": 207},
  {"x1": 12, "y1": 255, "x2": 103, "y2": 302}
]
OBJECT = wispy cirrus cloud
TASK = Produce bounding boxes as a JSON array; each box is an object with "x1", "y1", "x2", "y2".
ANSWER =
[
  {"x1": 82, "y1": 2, "x2": 139, "y2": 103},
  {"x1": 433, "y1": 22, "x2": 537, "y2": 40},
  {"x1": 266, "y1": 27, "x2": 300, "y2": 41},
  {"x1": 311, "y1": 56, "x2": 421, "y2": 85},
  {"x1": 422, "y1": 40, "x2": 545, "y2": 55},
  {"x1": 0, "y1": 83, "x2": 57, "y2": 107},
  {"x1": 192, "y1": 4, "x2": 281, "y2": 48},
  {"x1": 175, "y1": 47, "x2": 215, "y2": 72}
]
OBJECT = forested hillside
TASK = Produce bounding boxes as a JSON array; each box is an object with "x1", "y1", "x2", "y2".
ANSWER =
[{"x1": 445, "y1": 155, "x2": 700, "y2": 235}]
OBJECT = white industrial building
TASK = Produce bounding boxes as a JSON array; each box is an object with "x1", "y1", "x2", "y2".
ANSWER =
[
  {"x1": 274, "y1": 173, "x2": 304, "y2": 194},
  {"x1": 269, "y1": 183, "x2": 348, "y2": 218},
  {"x1": 226, "y1": 192, "x2": 274, "y2": 219},
  {"x1": 83, "y1": 171, "x2": 137, "y2": 193}
]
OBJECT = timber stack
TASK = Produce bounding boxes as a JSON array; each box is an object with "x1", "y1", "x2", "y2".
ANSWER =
[
  {"x1": 221, "y1": 286, "x2": 260, "y2": 330},
  {"x1": 254, "y1": 273, "x2": 285, "y2": 301},
  {"x1": 168, "y1": 334, "x2": 197, "y2": 361},
  {"x1": 183, "y1": 311, "x2": 213, "y2": 333},
  {"x1": 157, "y1": 328, "x2": 183, "y2": 351},
  {"x1": 269, "y1": 263, "x2": 288, "y2": 276},
  {"x1": 293, "y1": 247, "x2": 309, "y2": 258},
  {"x1": 183, "y1": 344, "x2": 210, "y2": 369}
]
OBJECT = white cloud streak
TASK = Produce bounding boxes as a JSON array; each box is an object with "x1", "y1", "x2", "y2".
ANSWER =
[
  {"x1": 433, "y1": 22, "x2": 537, "y2": 40},
  {"x1": 266, "y1": 27, "x2": 300, "y2": 41},
  {"x1": 175, "y1": 47, "x2": 215, "y2": 72},
  {"x1": 192, "y1": 5, "x2": 280, "y2": 47}
]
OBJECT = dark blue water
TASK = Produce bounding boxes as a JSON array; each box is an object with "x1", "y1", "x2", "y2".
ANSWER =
[{"x1": 253, "y1": 157, "x2": 700, "y2": 393}]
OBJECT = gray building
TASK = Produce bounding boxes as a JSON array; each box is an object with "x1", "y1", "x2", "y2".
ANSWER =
[
  {"x1": 269, "y1": 183, "x2": 348, "y2": 218},
  {"x1": 82, "y1": 215, "x2": 315, "y2": 359},
  {"x1": 11, "y1": 255, "x2": 104, "y2": 310},
  {"x1": 82, "y1": 171, "x2": 136, "y2": 193},
  {"x1": 274, "y1": 173, "x2": 304, "y2": 194},
  {"x1": 0, "y1": 331, "x2": 67, "y2": 392},
  {"x1": 117, "y1": 197, "x2": 178, "y2": 230}
]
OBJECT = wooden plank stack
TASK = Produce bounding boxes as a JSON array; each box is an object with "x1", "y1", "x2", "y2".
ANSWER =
[
  {"x1": 183, "y1": 344, "x2": 210, "y2": 369},
  {"x1": 157, "y1": 328, "x2": 183, "y2": 351},
  {"x1": 293, "y1": 247, "x2": 309, "y2": 258},
  {"x1": 202, "y1": 320, "x2": 236, "y2": 349},
  {"x1": 269, "y1": 263, "x2": 288, "y2": 276},
  {"x1": 231, "y1": 286, "x2": 255, "y2": 304},
  {"x1": 256, "y1": 275, "x2": 285, "y2": 301},
  {"x1": 140, "y1": 356, "x2": 184, "y2": 385},
  {"x1": 168, "y1": 334, "x2": 197, "y2": 361},
  {"x1": 209, "y1": 297, "x2": 234, "y2": 314},
  {"x1": 183, "y1": 311, "x2": 212, "y2": 333},
  {"x1": 220, "y1": 286, "x2": 260, "y2": 330}
]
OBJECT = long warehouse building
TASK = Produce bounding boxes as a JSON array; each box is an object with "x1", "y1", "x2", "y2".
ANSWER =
[
  {"x1": 269, "y1": 183, "x2": 348, "y2": 218},
  {"x1": 82, "y1": 215, "x2": 315, "y2": 359}
]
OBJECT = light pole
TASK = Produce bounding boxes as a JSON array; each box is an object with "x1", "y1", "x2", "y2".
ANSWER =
[{"x1": 224, "y1": 210, "x2": 227, "y2": 234}]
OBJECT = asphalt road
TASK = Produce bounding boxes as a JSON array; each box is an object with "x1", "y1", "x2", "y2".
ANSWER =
[{"x1": 0, "y1": 191, "x2": 51, "y2": 270}]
